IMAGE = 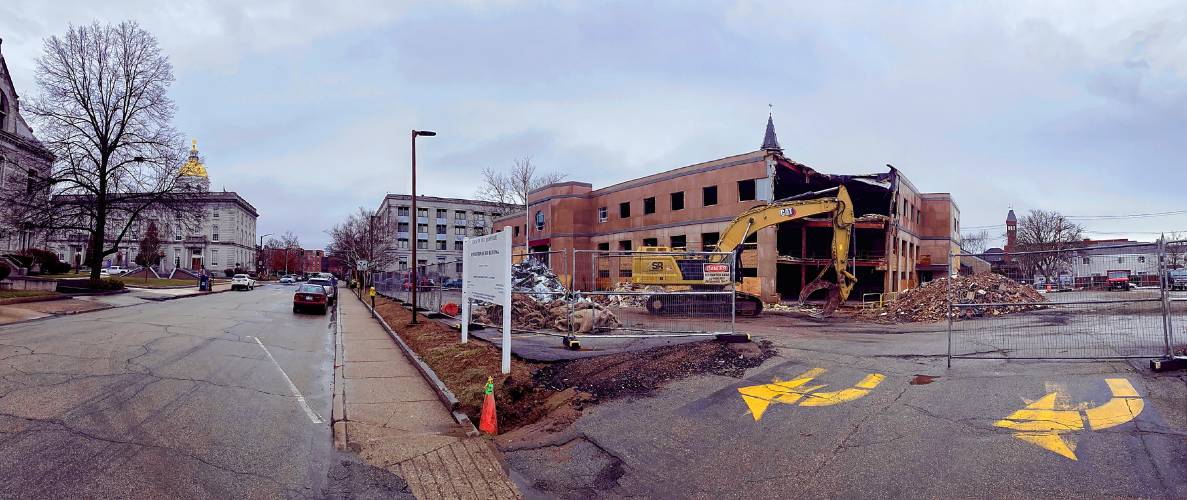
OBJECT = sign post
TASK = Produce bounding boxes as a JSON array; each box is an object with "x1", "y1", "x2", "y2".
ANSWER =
[{"x1": 461, "y1": 226, "x2": 514, "y2": 374}]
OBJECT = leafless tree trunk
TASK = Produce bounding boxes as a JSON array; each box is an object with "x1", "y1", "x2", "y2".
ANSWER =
[
  {"x1": 1014, "y1": 209, "x2": 1084, "y2": 284},
  {"x1": 328, "y1": 208, "x2": 397, "y2": 287},
  {"x1": 960, "y1": 230, "x2": 991, "y2": 254},
  {"x1": 1161, "y1": 232, "x2": 1186, "y2": 270},
  {"x1": 6, "y1": 21, "x2": 197, "y2": 282}
]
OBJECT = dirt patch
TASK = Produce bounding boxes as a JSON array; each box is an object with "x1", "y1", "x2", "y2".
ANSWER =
[
  {"x1": 372, "y1": 296, "x2": 777, "y2": 433},
  {"x1": 535, "y1": 340, "x2": 776, "y2": 401}
]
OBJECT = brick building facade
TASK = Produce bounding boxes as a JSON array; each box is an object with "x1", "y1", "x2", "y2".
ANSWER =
[{"x1": 495, "y1": 116, "x2": 962, "y2": 303}]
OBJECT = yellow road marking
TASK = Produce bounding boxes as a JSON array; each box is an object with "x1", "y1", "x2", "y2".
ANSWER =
[
  {"x1": 737, "y1": 368, "x2": 883, "y2": 421},
  {"x1": 994, "y1": 378, "x2": 1143, "y2": 460}
]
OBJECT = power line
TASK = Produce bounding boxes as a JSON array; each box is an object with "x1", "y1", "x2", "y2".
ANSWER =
[{"x1": 1066, "y1": 209, "x2": 1187, "y2": 220}]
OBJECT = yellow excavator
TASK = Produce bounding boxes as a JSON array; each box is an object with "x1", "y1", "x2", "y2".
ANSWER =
[{"x1": 630, "y1": 185, "x2": 857, "y2": 317}]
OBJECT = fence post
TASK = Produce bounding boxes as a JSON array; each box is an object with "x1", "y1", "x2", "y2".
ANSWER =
[
  {"x1": 946, "y1": 249, "x2": 954, "y2": 368},
  {"x1": 1159, "y1": 236, "x2": 1173, "y2": 357},
  {"x1": 730, "y1": 250, "x2": 737, "y2": 335}
]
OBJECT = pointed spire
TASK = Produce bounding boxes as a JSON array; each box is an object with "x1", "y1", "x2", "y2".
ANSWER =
[
  {"x1": 761, "y1": 108, "x2": 781, "y2": 152},
  {"x1": 1006, "y1": 208, "x2": 1017, "y2": 223}
]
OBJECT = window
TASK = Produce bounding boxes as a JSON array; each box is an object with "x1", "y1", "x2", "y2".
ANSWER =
[
  {"x1": 535, "y1": 210, "x2": 545, "y2": 230},
  {"x1": 619, "y1": 240, "x2": 632, "y2": 251},
  {"x1": 26, "y1": 169, "x2": 35, "y2": 194},
  {"x1": 455, "y1": 226, "x2": 466, "y2": 235},
  {"x1": 455, "y1": 211, "x2": 467, "y2": 221},
  {"x1": 474, "y1": 212, "x2": 486, "y2": 223},
  {"x1": 671, "y1": 192, "x2": 684, "y2": 211},
  {"x1": 397, "y1": 238, "x2": 409, "y2": 249},
  {"x1": 1083, "y1": 257, "x2": 1090, "y2": 265},
  {"x1": 212, "y1": 250, "x2": 218, "y2": 267},
  {"x1": 436, "y1": 209, "x2": 447, "y2": 218},
  {"x1": 456, "y1": 262, "x2": 463, "y2": 273},
  {"x1": 212, "y1": 209, "x2": 219, "y2": 219},
  {"x1": 175, "y1": 233, "x2": 182, "y2": 241},
  {"x1": 417, "y1": 208, "x2": 428, "y2": 218},
  {"x1": 436, "y1": 241, "x2": 447, "y2": 250},
  {"x1": 417, "y1": 224, "x2": 428, "y2": 234},
  {"x1": 738, "y1": 179, "x2": 756, "y2": 201},
  {"x1": 702, "y1": 232, "x2": 720, "y2": 251},
  {"x1": 1139, "y1": 256, "x2": 1146, "y2": 263},
  {"x1": 598, "y1": 207, "x2": 608, "y2": 223},
  {"x1": 642, "y1": 237, "x2": 658, "y2": 247},
  {"x1": 475, "y1": 227, "x2": 486, "y2": 236},
  {"x1": 670, "y1": 235, "x2": 686, "y2": 249},
  {"x1": 398, "y1": 206, "x2": 409, "y2": 216},
  {"x1": 417, "y1": 240, "x2": 427, "y2": 249},
  {"x1": 514, "y1": 226, "x2": 520, "y2": 237},
  {"x1": 619, "y1": 202, "x2": 631, "y2": 218},
  {"x1": 454, "y1": 241, "x2": 463, "y2": 250},
  {"x1": 619, "y1": 268, "x2": 633, "y2": 278},
  {"x1": 399, "y1": 260, "x2": 408, "y2": 270},
  {"x1": 597, "y1": 242, "x2": 610, "y2": 251},
  {"x1": 436, "y1": 224, "x2": 446, "y2": 235},
  {"x1": 643, "y1": 197, "x2": 656, "y2": 214},
  {"x1": 0, "y1": 91, "x2": 7, "y2": 130},
  {"x1": 703, "y1": 186, "x2": 718, "y2": 206},
  {"x1": 398, "y1": 222, "x2": 409, "y2": 232},
  {"x1": 212, "y1": 225, "x2": 219, "y2": 242},
  {"x1": 1117, "y1": 257, "x2": 1123, "y2": 264}
]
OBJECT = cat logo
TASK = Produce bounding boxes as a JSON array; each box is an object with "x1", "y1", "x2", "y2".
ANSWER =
[{"x1": 779, "y1": 207, "x2": 796, "y2": 217}]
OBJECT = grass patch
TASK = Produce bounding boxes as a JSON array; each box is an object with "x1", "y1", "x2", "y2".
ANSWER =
[
  {"x1": 119, "y1": 278, "x2": 200, "y2": 288},
  {"x1": 0, "y1": 290, "x2": 57, "y2": 300}
]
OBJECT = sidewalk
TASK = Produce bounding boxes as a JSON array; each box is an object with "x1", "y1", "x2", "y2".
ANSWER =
[{"x1": 335, "y1": 294, "x2": 520, "y2": 499}]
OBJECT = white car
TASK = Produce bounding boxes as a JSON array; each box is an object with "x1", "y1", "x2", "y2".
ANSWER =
[
  {"x1": 104, "y1": 266, "x2": 128, "y2": 276},
  {"x1": 231, "y1": 274, "x2": 256, "y2": 291},
  {"x1": 279, "y1": 276, "x2": 295, "y2": 284}
]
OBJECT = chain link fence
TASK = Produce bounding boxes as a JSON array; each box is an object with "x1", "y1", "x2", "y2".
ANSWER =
[
  {"x1": 949, "y1": 241, "x2": 1184, "y2": 361},
  {"x1": 369, "y1": 247, "x2": 741, "y2": 340}
]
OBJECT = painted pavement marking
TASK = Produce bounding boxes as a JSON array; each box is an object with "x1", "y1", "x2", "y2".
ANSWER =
[
  {"x1": 738, "y1": 367, "x2": 885, "y2": 421},
  {"x1": 252, "y1": 336, "x2": 326, "y2": 424},
  {"x1": 993, "y1": 378, "x2": 1143, "y2": 460}
]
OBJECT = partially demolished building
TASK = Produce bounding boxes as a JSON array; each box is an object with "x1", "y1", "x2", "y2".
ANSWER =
[{"x1": 495, "y1": 116, "x2": 964, "y2": 304}]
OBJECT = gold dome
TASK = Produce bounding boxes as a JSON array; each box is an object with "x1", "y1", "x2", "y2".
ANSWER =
[{"x1": 179, "y1": 139, "x2": 208, "y2": 178}]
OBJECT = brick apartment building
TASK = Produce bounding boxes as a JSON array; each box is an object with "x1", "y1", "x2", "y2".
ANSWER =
[{"x1": 495, "y1": 116, "x2": 964, "y2": 303}]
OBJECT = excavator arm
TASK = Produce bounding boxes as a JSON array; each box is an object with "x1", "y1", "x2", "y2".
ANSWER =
[{"x1": 713, "y1": 186, "x2": 857, "y2": 314}]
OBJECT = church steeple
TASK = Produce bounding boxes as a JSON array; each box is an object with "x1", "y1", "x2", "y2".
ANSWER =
[{"x1": 761, "y1": 111, "x2": 781, "y2": 152}]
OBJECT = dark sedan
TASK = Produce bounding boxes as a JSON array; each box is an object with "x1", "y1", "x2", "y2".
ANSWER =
[{"x1": 293, "y1": 284, "x2": 328, "y2": 314}]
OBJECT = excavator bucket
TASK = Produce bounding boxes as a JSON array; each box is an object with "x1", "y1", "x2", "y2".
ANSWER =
[{"x1": 798, "y1": 278, "x2": 843, "y2": 317}]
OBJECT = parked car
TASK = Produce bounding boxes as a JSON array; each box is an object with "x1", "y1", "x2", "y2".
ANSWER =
[
  {"x1": 1107, "y1": 269, "x2": 1132, "y2": 291},
  {"x1": 442, "y1": 278, "x2": 463, "y2": 289},
  {"x1": 293, "y1": 283, "x2": 328, "y2": 314},
  {"x1": 308, "y1": 277, "x2": 337, "y2": 304},
  {"x1": 231, "y1": 274, "x2": 256, "y2": 291},
  {"x1": 279, "y1": 275, "x2": 295, "y2": 284},
  {"x1": 1169, "y1": 269, "x2": 1187, "y2": 291},
  {"x1": 104, "y1": 266, "x2": 129, "y2": 276}
]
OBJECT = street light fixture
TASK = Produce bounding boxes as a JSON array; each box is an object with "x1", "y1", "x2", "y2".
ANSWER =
[
  {"x1": 258, "y1": 233, "x2": 273, "y2": 275},
  {"x1": 410, "y1": 129, "x2": 436, "y2": 325}
]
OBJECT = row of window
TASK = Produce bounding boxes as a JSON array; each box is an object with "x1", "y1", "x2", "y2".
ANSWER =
[
  {"x1": 593, "y1": 232, "x2": 724, "y2": 252},
  {"x1": 393, "y1": 206, "x2": 501, "y2": 220},
  {"x1": 395, "y1": 260, "x2": 466, "y2": 273},
  {"x1": 598, "y1": 180, "x2": 760, "y2": 223},
  {"x1": 1083, "y1": 256, "x2": 1147, "y2": 264},
  {"x1": 394, "y1": 239, "x2": 470, "y2": 250},
  {"x1": 396, "y1": 223, "x2": 487, "y2": 236}
]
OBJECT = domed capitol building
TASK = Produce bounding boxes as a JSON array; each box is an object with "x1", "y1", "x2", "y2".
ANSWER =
[{"x1": 46, "y1": 141, "x2": 259, "y2": 274}]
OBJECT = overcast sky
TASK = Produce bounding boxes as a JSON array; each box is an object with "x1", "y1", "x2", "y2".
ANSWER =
[{"x1": 2, "y1": 1, "x2": 1185, "y2": 249}]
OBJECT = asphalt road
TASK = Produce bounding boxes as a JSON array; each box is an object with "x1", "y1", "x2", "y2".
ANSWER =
[
  {"x1": 502, "y1": 317, "x2": 1187, "y2": 499},
  {"x1": 0, "y1": 284, "x2": 408, "y2": 498}
]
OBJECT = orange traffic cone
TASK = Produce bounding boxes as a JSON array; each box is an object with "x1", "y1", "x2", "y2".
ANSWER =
[{"x1": 479, "y1": 376, "x2": 498, "y2": 435}]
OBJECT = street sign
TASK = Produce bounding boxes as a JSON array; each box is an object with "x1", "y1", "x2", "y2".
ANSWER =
[
  {"x1": 357, "y1": 259, "x2": 370, "y2": 271},
  {"x1": 461, "y1": 226, "x2": 514, "y2": 374}
]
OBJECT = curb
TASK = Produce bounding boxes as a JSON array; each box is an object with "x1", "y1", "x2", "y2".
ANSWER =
[
  {"x1": 356, "y1": 293, "x2": 481, "y2": 437},
  {"x1": 0, "y1": 294, "x2": 69, "y2": 306},
  {"x1": 0, "y1": 287, "x2": 235, "y2": 328}
]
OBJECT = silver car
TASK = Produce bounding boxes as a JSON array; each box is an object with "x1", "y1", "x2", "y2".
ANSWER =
[{"x1": 308, "y1": 278, "x2": 336, "y2": 303}]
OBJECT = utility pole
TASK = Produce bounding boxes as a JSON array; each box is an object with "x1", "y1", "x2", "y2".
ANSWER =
[
  {"x1": 258, "y1": 233, "x2": 272, "y2": 275},
  {"x1": 410, "y1": 129, "x2": 436, "y2": 325}
]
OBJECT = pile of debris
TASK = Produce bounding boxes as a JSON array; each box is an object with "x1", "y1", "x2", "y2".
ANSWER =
[
  {"x1": 513, "y1": 259, "x2": 567, "y2": 301},
  {"x1": 471, "y1": 296, "x2": 622, "y2": 334},
  {"x1": 601, "y1": 282, "x2": 667, "y2": 308},
  {"x1": 886, "y1": 273, "x2": 1046, "y2": 322}
]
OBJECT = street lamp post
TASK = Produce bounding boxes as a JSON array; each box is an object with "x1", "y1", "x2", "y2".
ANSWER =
[
  {"x1": 258, "y1": 233, "x2": 272, "y2": 276},
  {"x1": 410, "y1": 129, "x2": 436, "y2": 325}
]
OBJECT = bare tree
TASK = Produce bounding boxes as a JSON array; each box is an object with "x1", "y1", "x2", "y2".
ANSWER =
[
  {"x1": 1160, "y1": 231, "x2": 1186, "y2": 270},
  {"x1": 476, "y1": 156, "x2": 566, "y2": 216},
  {"x1": 960, "y1": 230, "x2": 991, "y2": 254},
  {"x1": 1014, "y1": 209, "x2": 1084, "y2": 284},
  {"x1": 328, "y1": 208, "x2": 396, "y2": 286},
  {"x1": 265, "y1": 231, "x2": 303, "y2": 274},
  {"x1": 2, "y1": 21, "x2": 199, "y2": 282}
]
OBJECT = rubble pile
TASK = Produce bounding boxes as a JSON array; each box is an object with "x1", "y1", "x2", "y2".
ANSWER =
[
  {"x1": 601, "y1": 282, "x2": 667, "y2": 308},
  {"x1": 513, "y1": 259, "x2": 567, "y2": 301},
  {"x1": 886, "y1": 273, "x2": 1046, "y2": 322},
  {"x1": 471, "y1": 296, "x2": 622, "y2": 334}
]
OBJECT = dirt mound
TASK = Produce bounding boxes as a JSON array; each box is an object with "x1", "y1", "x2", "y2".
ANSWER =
[
  {"x1": 886, "y1": 272, "x2": 1045, "y2": 322},
  {"x1": 535, "y1": 340, "x2": 776, "y2": 400}
]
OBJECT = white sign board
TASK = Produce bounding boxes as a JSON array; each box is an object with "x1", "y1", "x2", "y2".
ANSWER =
[
  {"x1": 461, "y1": 226, "x2": 514, "y2": 374},
  {"x1": 703, "y1": 263, "x2": 731, "y2": 285}
]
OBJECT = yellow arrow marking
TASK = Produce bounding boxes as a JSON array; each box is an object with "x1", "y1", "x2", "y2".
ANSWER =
[
  {"x1": 994, "y1": 378, "x2": 1143, "y2": 460},
  {"x1": 737, "y1": 368, "x2": 883, "y2": 421},
  {"x1": 800, "y1": 373, "x2": 886, "y2": 407}
]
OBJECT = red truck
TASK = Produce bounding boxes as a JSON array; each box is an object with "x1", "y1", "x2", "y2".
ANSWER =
[{"x1": 1106, "y1": 269, "x2": 1132, "y2": 291}]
